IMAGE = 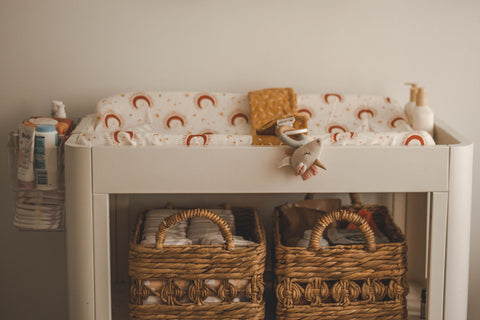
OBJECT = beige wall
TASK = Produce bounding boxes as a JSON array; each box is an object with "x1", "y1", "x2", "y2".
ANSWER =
[{"x1": 1, "y1": 0, "x2": 479, "y2": 319}]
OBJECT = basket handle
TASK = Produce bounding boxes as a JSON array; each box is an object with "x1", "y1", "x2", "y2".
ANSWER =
[
  {"x1": 155, "y1": 208, "x2": 235, "y2": 250},
  {"x1": 307, "y1": 209, "x2": 376, "y2": 252}
]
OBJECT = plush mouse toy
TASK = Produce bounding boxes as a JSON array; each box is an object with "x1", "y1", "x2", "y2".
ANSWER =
[{"x1": 278, "y1": 137, "x2": 326, "y2": 180}]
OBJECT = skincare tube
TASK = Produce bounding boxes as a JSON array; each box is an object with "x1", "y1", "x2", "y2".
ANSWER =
[
  {"x1": 17, "y1": 125, "x2": 36, "y2": 190},
  {"x1": 34, "y1": 124, "x2": 58, "y2": 190}
]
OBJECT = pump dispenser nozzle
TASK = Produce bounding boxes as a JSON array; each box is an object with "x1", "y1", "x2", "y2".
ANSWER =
[
  {"x1": 405, "y1": 83, "x2": 418, "y2": 102},
  {"x1": 416, "y1": 87, "x2": 427, "y2": 107}
]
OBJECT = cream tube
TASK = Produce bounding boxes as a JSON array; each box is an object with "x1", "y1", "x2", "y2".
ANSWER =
[
  {"x1": 34, "y1": 124, "x2": 58, "y2": 190},
  {"x1": 17, "y1": 125, "x2": 36, "y2": 190}
]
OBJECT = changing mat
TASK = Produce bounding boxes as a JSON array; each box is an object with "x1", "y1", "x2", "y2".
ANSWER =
[{"x1": 69, "y1": 91, "x2": 435, "y2": 147}]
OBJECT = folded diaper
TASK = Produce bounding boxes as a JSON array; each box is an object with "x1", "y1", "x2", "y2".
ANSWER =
[
  {"x1": 296, "y1": 229, "x2": 329, "y2": 248},
  {"x1": 199, "y1": 235, "x2": 255, "y2": 246},
  {"x1": 187, "y1": 209, "x2": 236, "y2": 244},
  {"x1": 141, "y1": 209, "x2": 189, "y2": 246},
  {"x1": 139, "y1": 207, "x2": 257, "y2": 249},
  {"x1": 138, "y1": 209, "x2": 256, "y2": 305}
]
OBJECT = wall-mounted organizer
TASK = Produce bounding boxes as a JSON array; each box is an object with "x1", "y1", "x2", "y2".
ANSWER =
[{"x1": 7, "y1": 115, "x2": 73, "y2": 231}]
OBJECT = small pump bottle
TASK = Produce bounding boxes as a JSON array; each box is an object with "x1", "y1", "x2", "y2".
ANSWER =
[
  {"x1": 52, "y1": 100, "x2": 67, "y2": 118},
  {"x1": 411, "y1": 87, "x2": 434, "y2": 136},
  {"x1": 404, "y1": 83, "x2": 418, "y2": 123}
]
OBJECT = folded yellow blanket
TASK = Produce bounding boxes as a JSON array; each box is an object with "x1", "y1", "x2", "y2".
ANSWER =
[{"x1": 248, "y1": 88, "x2": 307, "y2": 145}]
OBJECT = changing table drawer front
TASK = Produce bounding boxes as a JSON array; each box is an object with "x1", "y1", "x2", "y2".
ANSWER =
[{"x1": 91, "y1": 146, "x2": 449, "y2": 194}]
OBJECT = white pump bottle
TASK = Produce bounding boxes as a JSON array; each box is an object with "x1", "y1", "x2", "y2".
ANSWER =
[
  {"x1": 410, "y1": 87, "x2": 434, "y2": 136},
  {"x1": 51, "y1": 100, "x2": 67, "y2": 118}
]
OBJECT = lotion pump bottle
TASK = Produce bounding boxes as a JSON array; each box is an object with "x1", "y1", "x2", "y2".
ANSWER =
[
  {"x1": 411, "y1": 87, "x2": 434, "y2": 136},
  {"x1": 51, "y1": 100, "x2": 67, "y2": 118},
  {"x1": 404, "y1": 83, "x2": 418, "y2": 123}
]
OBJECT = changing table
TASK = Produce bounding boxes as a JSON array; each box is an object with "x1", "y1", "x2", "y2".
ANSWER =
[{"x1": 65, "y1": 119, "x2": 473, "y2": 320}]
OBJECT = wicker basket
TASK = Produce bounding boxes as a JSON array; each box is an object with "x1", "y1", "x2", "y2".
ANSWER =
[
  {"x1": 129, "y1": 207, "x2": 266, "y2": 320},
  {"x1": 274, "y1": 198, "x2": 408, "y2": 320}
]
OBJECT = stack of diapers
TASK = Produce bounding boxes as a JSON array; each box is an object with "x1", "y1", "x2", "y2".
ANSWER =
[
  {"x1": 188, "y1": 209, "x2": 253, "y2": 246},
  {"x1": 140, "y1": 207, "x2": 255, "y2": 304},
  {"x1": 187, "y1": 209, "x2": 236, "y2": 244},
  {"x1": 14, "y1": 190, "x2": 64, "y2": 230},
  {"x1": 140, "y1": 208, "x2": 255, "y2": 247},
  {"x1": 141, "y1": 209, "x2": 191, "y2": 246}
]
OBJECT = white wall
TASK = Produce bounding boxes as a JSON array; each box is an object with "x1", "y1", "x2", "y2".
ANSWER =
[{"x1": 1, "y1": 0, "x2": 478, "y2": 319}]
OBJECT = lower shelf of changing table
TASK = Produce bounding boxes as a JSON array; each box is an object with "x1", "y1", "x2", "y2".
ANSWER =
[{"x1": 112, "y1": 281, "x2": 423, "y2": 320}]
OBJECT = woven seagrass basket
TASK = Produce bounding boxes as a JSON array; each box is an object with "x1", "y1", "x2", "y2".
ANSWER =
[
  {"x1": 129, "y1": 207, "x2": 266, "y2": 320},
  {"x1": 274, "y1": 196, "x2": 408, "y2": 320}
]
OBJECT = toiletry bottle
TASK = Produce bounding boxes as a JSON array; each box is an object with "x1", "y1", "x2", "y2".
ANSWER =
[
  {"x1": 52, "y1": 101, "x2": 67, "y2": 118},
  {"x1": 34, "y1": 124, "x2": 58, "y2": 190},
  {"x1": 411, "y1": 87, "x2": 434, "y2": 136},
  {"x1": 17, "y1": 125, "x2": 36, "y2": 190},
  {"x1": 404, "y1": 83, "x2": 418, "y2": 123}
]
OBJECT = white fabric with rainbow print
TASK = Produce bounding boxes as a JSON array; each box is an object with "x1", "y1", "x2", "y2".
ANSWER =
[{"x1": 70, "y1": 91, "x2": 435, "y2": 147}]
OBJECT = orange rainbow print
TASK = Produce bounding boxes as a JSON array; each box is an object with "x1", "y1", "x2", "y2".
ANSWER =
[
  {"x1": 332, "y1": 131, "x2": 355, "y2": 142},
  {"x1": 165, "y1": 114, "x2": 186, "y2": 129},
  {"x1": 200, "y1": 130, "x2": 216, "y2": 135},
  {"x1": 324, "y1": 93, "x2": 343, "y2": 104},
  {"x1": 327, "y1": 123, "x2": 348, "y2": 133},
  {"x1": 389, "y1": 116, "x2": 407, "y2": 129},
  {"x1": 355, "y1": 107, "x2": 377, "y2": 120},
  {"x1": 404, "y1": 134, "x2": 425, "y2": 146},
  {"x1": 104, "y1": 113, "x2": 123, "y2": 128},
  {"x1": 298, "y1": 107, "x2": 314, "y2": 119},
  {"x1": 195, "y1": 93, "x2": 216, "y2": 109},
  {"x1": 185, "y1": 134, "x2": 209, "y2": 146},
  {"x1": 113, "y1": 130, "x2": 134, "y2": 144},
  {"x1": 229, "y1": 112, "x2": 249, "y2": 126},
  {"x1": 130, "y1": 93, "x2": 153, "y2": 109}
]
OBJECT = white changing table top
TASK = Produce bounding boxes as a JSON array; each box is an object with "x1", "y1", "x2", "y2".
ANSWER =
[{"x1": 65, "y1": 119, "x2": 470, "y2": 194}]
